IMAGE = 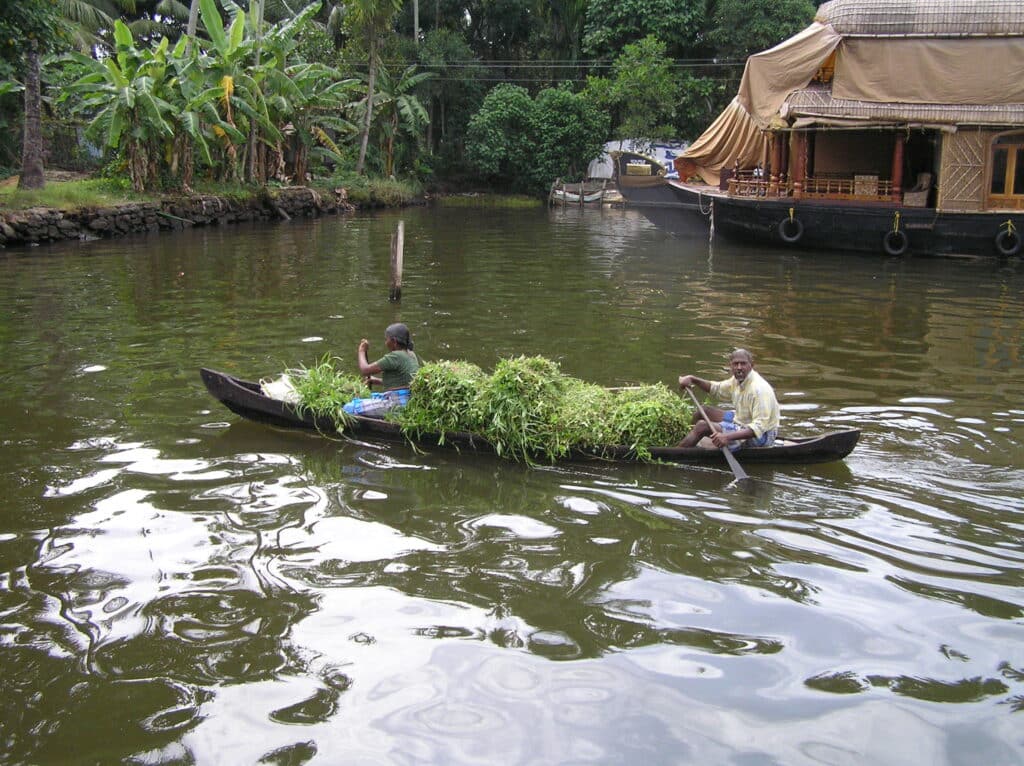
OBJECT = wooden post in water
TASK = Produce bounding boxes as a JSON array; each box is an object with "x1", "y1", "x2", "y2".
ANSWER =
[{"x1": 390, "y1": 220, "x2": 404, "y2": 302}]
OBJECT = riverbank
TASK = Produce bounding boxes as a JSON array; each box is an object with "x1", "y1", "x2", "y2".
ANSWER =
[
  {"x1": 0, "y1": 175, "x2": 548, "y2": 248},
  {"x1": 0, "y1": 171, "x2": 435, "y2": 248},
  {"x1": 0, "y1": 186, "x2": 361, "y2": 247}
]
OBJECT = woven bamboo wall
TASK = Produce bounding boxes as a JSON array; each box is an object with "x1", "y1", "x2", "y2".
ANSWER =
[{"x1": 937, "y1": 130, "x2": 990, "y2": 212}]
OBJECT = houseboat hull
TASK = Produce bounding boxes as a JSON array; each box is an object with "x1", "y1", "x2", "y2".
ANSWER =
[
  {"x1": 615, "y1": 151, "x2": 1024, "y2": 258},
  {"x1": 711, "y1": 196, "x2": 1023, "y2": 258}
]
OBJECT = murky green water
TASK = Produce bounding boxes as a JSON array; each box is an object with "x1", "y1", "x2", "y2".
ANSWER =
[{"x1": 1, "y1": 205, "x2": 1022, "y2": 764}]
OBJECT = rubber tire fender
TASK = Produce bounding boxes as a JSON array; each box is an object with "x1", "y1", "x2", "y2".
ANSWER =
[
  {"x1": 882, "y1": 229, "x2": 909, "y2": 256},
  {"x1": 994, "y1": 228, "x2": 1022, "y2": 257},
  {"x1": 778, "y1": 217, "x2": 803, "y2": 244}
]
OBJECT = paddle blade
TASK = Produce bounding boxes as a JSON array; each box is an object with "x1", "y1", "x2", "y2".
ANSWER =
[{"x1": 722, "y1": 446, "x2": 749, "y2": 480}]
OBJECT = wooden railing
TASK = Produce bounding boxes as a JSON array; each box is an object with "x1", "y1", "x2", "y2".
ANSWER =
[{"x1": 728, "y1": 173, "x2": 896, "y2": 203}]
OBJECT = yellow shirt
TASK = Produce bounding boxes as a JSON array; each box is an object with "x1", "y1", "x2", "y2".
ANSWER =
[{"x1": 710, "y1": 369, "x2": 780, "y2": 438}]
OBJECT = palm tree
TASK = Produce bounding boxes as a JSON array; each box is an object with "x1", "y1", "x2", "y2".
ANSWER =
[
  {"x1": 3, "y1": 0, "x2": 61, "y2": 188},
  {"x1": 18, "y1": 44, "x2": 45, "y2": 190},
  {"x1": 59, "y1": 0, "x2": 138, "y2": 51},
  {"x1": 342, "y1": 0, "x2": 402, "y2": 175}
]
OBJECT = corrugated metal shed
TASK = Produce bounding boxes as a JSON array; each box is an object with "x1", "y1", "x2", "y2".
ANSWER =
[{"x1": 817, "y1": 0, "x2": 1024, "y2": 37}]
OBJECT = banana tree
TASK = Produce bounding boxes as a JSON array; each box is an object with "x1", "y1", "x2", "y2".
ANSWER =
[
  {"x1": 249, "y1": 0, "x2": 342, "y2": 182},
  {"x1": 264, "y1": 60, "x2": 359, "y2": 182},
  {"x1": 368, "y1": 63, "x2": 431, "y2": 177},
  {"x1": 194, "y1": 0, "x2": 280, "y2": 182},
  {"x1": 68, "y1": 20, "x2": 176, "y2": 191}
]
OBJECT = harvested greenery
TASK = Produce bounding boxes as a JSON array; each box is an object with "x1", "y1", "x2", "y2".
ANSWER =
[
  {"x1": 605, "y1": 385, "x2": 694, "y2": 460},
  {"x1": 554, "y1": 380, "x2": 619, "y2": 451},
  {"x1": 277, "y1": 353, "x2": 693, "y2": 462},
  {"x1": 472, "y1": 356, "x2": 569, "y2": 463},
  {"x1": 394, "y1": 360, "x2": 488, "y2": 440},
  {"x1": 289, "y1": 354, "x2": 369, "y2": 427}
]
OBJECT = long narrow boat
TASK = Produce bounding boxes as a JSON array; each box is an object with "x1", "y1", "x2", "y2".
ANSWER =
[{"x1": 200, "y1": 368, "x2": 860, "y2": 465}]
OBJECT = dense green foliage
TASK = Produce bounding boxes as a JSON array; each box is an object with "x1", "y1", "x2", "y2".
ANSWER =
[
  {"x1": 0, "y1": 0, "x2": 63, "y2": 169},
  {"x1": 709, "y1": 0, "x2": 818, "y2": 64},
  {"x1": 466, "y1": 83, "x2": 607, "y2": 194},
  {"x1": 582, "y1": 0, "x2": 707, "y2": 61},
  {"x1": 584, "y1": 36, "x2": 687, "y2": 144},
  {"x1": 1, "y1": 0, "x2": 819, "y2": 194}
]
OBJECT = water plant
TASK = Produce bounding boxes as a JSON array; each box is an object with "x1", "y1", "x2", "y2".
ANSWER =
[
  {"x1": 605, "y1": 384, "x2": 694, "y2": 460},
  {"x1": 472, "y1": 355, "x2": 568, "y2": 463}
]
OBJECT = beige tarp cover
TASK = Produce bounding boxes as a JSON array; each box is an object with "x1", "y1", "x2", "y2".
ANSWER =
[
  {"x1": 833, "y1": 39, "x2": 1024, "y2": 105},
  {"x1": 737, "y1": 22, "x2": 842, "y2": 128},
  {"x1": 679, "y1": 97, "x2": 767, "y2": 186},
  {"x1": 682, "y1": 1, "x2": 1024, "y2": 181}
]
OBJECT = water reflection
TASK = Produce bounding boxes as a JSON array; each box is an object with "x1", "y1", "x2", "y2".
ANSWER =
[{"x1": 1, "y1": 207, "x2": 1023, "y2": 763}]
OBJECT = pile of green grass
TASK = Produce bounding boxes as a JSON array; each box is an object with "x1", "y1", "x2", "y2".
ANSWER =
[
  {"x1": 396, "y1": 360, "x2": 488, "y2": 441},
  {"x1": 397, "y1": 355, "x2": 693, "y2": 463},
  {"x1": 285, "y1": 353, "x2": 694, "y2": 462},
  {"x1": 288, "y1": 354, "x2": 369, "y2": 427},
  {"x1": 471, "y1": 356, "x2": 568, "y2": 462},
  {"x1": 601, "y1": 385, "x2": 695, "y2": 460}
]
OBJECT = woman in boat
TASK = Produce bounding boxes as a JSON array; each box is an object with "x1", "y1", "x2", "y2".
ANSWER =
[
  {"x1": 344, "y1": 323, "x2": 422, "y2": 417},
  {"x1": 676, "y1": 348, "x2": 779, "y2": 450}
]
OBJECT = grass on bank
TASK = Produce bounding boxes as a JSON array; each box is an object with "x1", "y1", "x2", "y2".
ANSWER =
[
  {"x1": 435, "y1": 193, "x2": 542, "y2": 208},
  {"x1": 0, "y1": 171, "x2": 426, "y2": 212},
  {"x1": 0, "y1": 177, "x2": 155, "y2": 210},
  {"x1": 0, "y1": 171, "x2": 546, "y2": 213}
]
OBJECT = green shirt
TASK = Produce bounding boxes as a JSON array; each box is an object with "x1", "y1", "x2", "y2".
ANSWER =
[{"x1": 376, "y1": 349, "x2": 420, "y2": 389}]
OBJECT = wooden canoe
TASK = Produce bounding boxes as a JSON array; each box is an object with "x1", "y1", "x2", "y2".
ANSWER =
[{"x1": 200, "y1": 368, "x2": 860, "y2": 465}]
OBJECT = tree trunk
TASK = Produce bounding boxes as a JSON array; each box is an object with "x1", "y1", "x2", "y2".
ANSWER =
[
  {"x1": 18, "y1": 45, "x2": 45, "y2": 191},
  {"x1": 356, "y1": 38, "x2": 378, "y2": 175},
  {"x1": 186, "y1": 0, "x2": 200, "y2": 55}
]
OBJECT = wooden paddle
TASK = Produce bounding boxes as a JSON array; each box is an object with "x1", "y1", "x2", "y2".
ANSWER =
[{"x1": 683, "y1": 386, "x2": 749, "y2": 481}]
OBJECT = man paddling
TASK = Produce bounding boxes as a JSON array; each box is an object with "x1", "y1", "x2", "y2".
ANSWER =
[{"x1": 677, "y1": 348, "x2": 779, "y2": 450}]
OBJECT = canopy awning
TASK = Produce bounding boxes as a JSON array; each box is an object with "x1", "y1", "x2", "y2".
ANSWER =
[{"x1": 678, "y1": 98, "x2": 768, "y2": 186}]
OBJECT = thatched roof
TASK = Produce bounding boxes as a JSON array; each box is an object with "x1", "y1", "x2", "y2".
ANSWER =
[
  {"x1": 784, "y1": 84, "x2": 1024, "y2": 128},
  {"x1": 817, "y1": 0, "x2": 1024, "y2": 38}
]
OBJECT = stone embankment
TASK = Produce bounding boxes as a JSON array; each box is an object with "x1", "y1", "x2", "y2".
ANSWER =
[{"x1": 0, "y1": 186, "x2": 355, "y2": 248}]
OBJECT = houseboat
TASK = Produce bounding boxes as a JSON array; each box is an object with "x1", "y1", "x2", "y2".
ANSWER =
[{"x1": 615, "y1": 0, "x2": 1024, "y2": 258}]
